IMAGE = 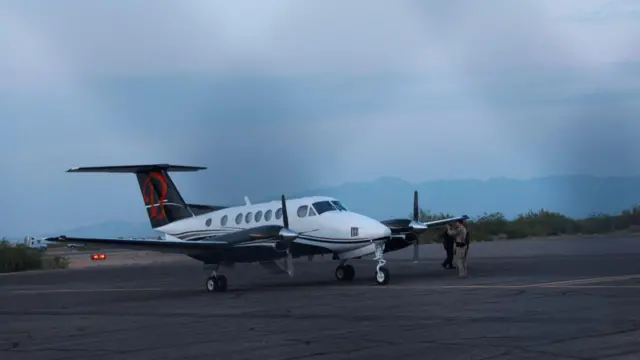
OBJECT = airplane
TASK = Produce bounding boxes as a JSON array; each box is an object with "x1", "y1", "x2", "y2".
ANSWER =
[{"x1": 45, "y1": 164, "x2": 468, "y2": 293}]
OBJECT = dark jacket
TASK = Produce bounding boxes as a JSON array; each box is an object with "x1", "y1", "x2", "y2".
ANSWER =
[{"x1": 441, "y1": 229, "x2": 454, "y2": 247}]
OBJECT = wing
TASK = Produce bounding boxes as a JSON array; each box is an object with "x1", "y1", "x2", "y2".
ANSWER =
[
  {"x1": 380, "y1": 215, "x2": 469, "y2": 234},
  {"x1": 45, "y1": 225, "x2": 293, "y2": 254},
  {"x1": 423, "y1": 216, "x2": 469, "y2": 228}
]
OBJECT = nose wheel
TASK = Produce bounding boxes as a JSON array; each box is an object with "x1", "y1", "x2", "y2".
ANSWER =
[{"x1": 374, "y1": 267, "x2": 390, "y2": 285}]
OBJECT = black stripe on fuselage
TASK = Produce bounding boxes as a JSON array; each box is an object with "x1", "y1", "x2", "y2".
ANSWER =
[
  {"x1": 173, "y1": 232, "x2": 384, "y2": 245},
  {"x1": 170, "y1": 228, "x2": 379, "y2": 242}
]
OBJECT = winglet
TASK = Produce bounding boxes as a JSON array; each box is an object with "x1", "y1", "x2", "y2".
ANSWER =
[{"x1": 244, "y1": 196, "x2": 251, "y2": 205}]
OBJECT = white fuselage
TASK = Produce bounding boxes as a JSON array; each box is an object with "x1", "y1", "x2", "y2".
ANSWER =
[{"x1": 156, "y1": 196, "x2": 391, "y2": 254}]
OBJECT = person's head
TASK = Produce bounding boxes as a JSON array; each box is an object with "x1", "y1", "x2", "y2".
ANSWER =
[{"x1": 456, "y1": 219, "x2": 465, "y2": 228}]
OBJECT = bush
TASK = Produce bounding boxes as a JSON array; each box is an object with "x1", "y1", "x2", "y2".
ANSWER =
[
  {"x1": 416, "y1": 205, "x2": 640, "y2": 243},
  {"x1": 0, "y1": 241, "x2": 69, "y2": 273}
]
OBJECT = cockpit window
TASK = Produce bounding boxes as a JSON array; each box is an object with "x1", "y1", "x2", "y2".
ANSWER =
[
  {"x1": 297, "y1": 205, "x2": 308, "y2": 218},
  {"x1": 331, "y1": 201, "x2": 348, "y2": 211},
  {"x1": 312, "y1": 201, "x2": 339, "y2": 215}
]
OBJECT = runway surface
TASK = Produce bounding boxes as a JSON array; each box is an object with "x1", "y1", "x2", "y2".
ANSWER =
[{"x1": 2, "y1": 236, "x2": 640, "y2": 360}]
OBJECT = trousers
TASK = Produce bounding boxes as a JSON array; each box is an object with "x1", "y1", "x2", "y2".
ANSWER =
[
  {"x1": 443, "y1": 242, "x2": 454, "y2": 267},
  {"x1": 454, "y1": 244, "x2": 468, "y2": 277}
]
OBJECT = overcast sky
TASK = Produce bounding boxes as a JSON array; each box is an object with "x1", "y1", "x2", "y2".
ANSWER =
[{"x1": 1, "y1": 0, "x2": 639, "y2": 235}]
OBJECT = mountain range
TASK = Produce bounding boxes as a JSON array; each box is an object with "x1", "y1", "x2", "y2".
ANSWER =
[{"x1": 39, "y1": 174, "x2": 640, "y2": 238}]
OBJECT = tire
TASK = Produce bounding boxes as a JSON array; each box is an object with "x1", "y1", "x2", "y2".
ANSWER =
[
  {"x1": 335, "y1": 265, "x2": 347, "y2": 281},
  {"x1": 375, "y1": 267, "x2": 390, "y2": 285},
  {"x1": 343, "y1": 264, "x2": 355, "y2": 281},
  {"x1": 206, "y1": 276, "x2": 217, "y2": 292},
  {"x1": 216, "y1": 275, "x2": 228, "y2": 292}
]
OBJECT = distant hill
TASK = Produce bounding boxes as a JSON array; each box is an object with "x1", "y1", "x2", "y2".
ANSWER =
[
  {"x1": 291, "y1": 174, "x2": 640, "y2": 221},
  {"x1": 42, "y1": 174, "x2": 640, "y2": 238}
]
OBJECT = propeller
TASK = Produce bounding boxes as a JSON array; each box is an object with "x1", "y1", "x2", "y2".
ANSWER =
[
  {"x1": 275, "y1": 194, "x2": 298, "y2": 276},
  {"x1": 409, "y1": 190, "x2": 427, "y2": 262},
  {"x1": 275, "y1": 194, "x2": 299, "y2": 250},
  {"x1": 379, "y1": 190, "x2": 469, "y2": 263},
  {"x1": 406, "y1": 190, "x2": 470, "y2": 262},
  {"x1": 409, "y1": 190, "x2": 428, "y2": 232}
]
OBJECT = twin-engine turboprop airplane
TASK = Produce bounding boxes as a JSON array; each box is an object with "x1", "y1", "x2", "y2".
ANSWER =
[{"x1": 45, "y1": 164, "x2": 468, "y2": 293}]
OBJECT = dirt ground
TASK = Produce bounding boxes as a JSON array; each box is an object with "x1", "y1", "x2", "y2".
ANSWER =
[{"x1": 58, "y1": 251, "x2": 193, "y2": 269}]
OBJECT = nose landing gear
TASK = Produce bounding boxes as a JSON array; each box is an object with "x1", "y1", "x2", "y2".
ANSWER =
[{"x1": 373, "y1": 241, "x2": 390, "y2": 285}]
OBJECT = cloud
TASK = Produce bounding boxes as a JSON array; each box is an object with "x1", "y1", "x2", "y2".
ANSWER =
[
  {"x1": 4, "y1": 0, "x2": 637, "y2": 83},
  {"x1": 1, "y1": 0, "x2": 640, "y2": 234}
]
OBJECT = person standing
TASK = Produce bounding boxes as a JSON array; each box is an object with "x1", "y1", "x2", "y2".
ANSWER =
[
  {"x1": 440, "y1": 228, "x2": 455, "y2": 269},
  {"x1": 446, "y1": 220, "x2": 468, "y2": 277}
]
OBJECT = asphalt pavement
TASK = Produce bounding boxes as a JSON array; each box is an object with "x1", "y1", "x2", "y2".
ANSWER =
[{"x1": 1, "y1": 235, "x2": 640, "y2": 360}]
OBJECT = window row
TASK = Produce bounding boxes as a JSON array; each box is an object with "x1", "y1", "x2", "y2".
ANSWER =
[
  {"x1": 204, "y1": 200, "x2": 349, "y2": 227},
  {"x1": 207, "y1": 205, "x2": 319, "y2": 227}
]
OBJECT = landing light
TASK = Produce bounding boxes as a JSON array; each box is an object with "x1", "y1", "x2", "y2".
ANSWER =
[{"x1": 91, "y1": 253, "x2": 107, "y2": 261}]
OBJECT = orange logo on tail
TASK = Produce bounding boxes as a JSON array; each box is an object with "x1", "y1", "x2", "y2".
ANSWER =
[{"x1": 142, "y1": 172, "x2": 168, "y2": 219}]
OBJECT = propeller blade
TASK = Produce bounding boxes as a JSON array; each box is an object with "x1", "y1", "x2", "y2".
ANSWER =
[
  {"x1": 413, "y1": 190, "x2": 419, "y2": 221},
  {"x1": 412, "y1": 190, "x2": 423, "y2": 262},
  {"x1": 283, "y1": 248, "x2": 294, "y2": 277},
  {"x1": 275, "y1": 193, "x2": 299, "y2": 251},
  {"x1": 281, "y1": 194, "x2": 289, "y2": 229}
]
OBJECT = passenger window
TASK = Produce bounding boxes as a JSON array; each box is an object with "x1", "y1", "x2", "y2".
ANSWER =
[
  {"x1": 220, "y1": 215, "x2": 228, "y2": 226},
  {"x1": 297, "y1": 205, "x2": 308, "y2": 218},
  {"x1": 235, "y1": 213, "x2": 243, "y2": 225},
  {"x1": 264, "y1": 209, "x2": 273, "y2": 221},
  {"x1": 275, "y1": 208, "x2": 282, "y2": 220},
  {"x1": 245, "y1": 212, "x2": 252, "y2": 224},
  {"x1": 308, "y1": 207, "x2": 317, "y2": 217},
  {"x1": 255, "y1": 211, "x2": 263, "y2": 222},
  {"x1": 205, "y1": 218, "x2": 212, "y2": 227}
]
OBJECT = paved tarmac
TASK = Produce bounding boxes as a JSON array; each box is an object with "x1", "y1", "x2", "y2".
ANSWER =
[{"x1": 1, "y1": 236, "x2": 640, "y2": 360}]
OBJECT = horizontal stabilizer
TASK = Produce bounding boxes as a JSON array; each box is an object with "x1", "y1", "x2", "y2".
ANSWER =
[{"x1": 66, "y1": 164, "x2": 206, "y2": 173}]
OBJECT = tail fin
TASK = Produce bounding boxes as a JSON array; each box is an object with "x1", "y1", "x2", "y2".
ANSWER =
[{"x1": 67, "y1": 164, "x2": 206, "y2": 229}]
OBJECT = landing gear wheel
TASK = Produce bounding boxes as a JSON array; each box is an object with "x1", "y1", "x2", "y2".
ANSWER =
[
  {"x1": 216, "y1": 275, "x2": 228, "y2": 292},
  {"x1": 335, "y1": 264, "x2": 355, "y2": 281},
  {"x1": 205, "y1": 275, "x2": 228, "y2": 292},
  {"x1": 375, "y1": 267, "x2": 390, "y2": 285},
  {"x1": 206, "y1": 276, "x2": 217, "y2": 292}
]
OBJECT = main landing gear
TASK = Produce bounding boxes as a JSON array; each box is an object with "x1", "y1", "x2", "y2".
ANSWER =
[
  {"x1": 205, "y1": 265, "x2": 228, "y2": 293},
  {"x1": 334, "y1": 242, "x2": 390, "y2": 285},
  {"x1": 335, "y1": 261, "x2": 355, "y2": 281}
]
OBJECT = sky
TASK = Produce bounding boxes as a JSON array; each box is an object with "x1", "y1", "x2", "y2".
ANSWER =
[{"x1": 1, "y1": 0, "x2": 640, "y2": 235}]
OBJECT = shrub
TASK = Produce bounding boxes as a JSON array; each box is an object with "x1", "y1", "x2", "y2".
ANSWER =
[
  {"x1": 415, "y1": 205, "x2": 640, "y2": 243},
  {"x1": 0, "y1": 241, "x2": 69, "y2": 273},
  {"x1": 0, "y1": 241, "x2": 43, "y2": 273}
]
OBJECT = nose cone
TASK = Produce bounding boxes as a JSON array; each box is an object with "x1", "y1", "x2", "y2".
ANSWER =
[
  {"x1": 352, "y1": 213, "x2": 391, "y2": 239},
  {"x1": 378, "y1": 222, "x2": 392, "y2": 238}
]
